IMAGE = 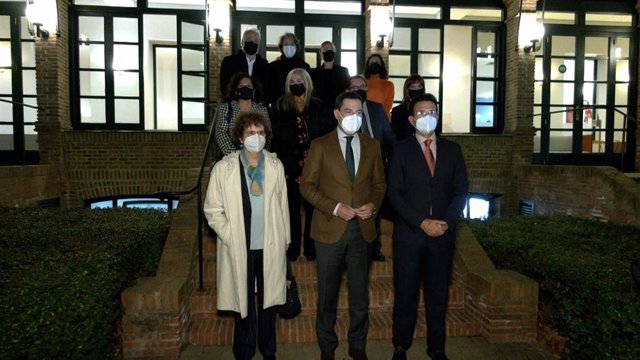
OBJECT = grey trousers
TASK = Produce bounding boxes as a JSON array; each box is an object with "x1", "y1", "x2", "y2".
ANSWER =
[{"x1": 315, "y1": 220, "x2": 371, "y2": 353}]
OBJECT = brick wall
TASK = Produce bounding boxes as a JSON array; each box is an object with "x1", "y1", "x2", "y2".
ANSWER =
[
  {"x1": 62, "y1": 131, "x2": 208, "y2": 206},
  {"x1": 0, "y1": 165, "x2": 60, "y2": 207},
  {"x1": 516, "y1": 165, "x2": 640, "y2": 226}
]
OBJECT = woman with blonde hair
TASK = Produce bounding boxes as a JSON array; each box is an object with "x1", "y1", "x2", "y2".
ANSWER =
[{"x1": 271, "y1": 68, "x2": 334, "y2": 262}]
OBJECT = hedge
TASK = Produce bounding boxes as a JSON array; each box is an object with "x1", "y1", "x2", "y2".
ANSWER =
[
  {"x1": 0, "y1": 207, "x2": 169, "y2": 360},
  {"x1": 468, "y1": 216, "x2": 640, "y2": 360}
]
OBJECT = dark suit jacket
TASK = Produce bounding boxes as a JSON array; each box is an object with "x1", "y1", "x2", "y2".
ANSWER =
[
  {"x1": 266, "y1": 57, "x2": 311, "y2": 103},
  {"x1": 300, "y1": 130, "x2": 387, "y2": 244},
  {"x1": 219, "y1": 50, "x2": 269, "y2": 98},
  {"x1": 390, "y1": 103, "x2": 415, "y2": 141},
  {"x1": 364, "y1": 101, "x2": 396, "y2": 164},
  {"x1": 270, "y1": 97, "x2": 334, "y2": 179},
  {"x1": 387, "y1": 136, "x2": 468, "y2": 240},
  {"x1": 310, "y1": 65, "x2": 351, "y2": 108}
]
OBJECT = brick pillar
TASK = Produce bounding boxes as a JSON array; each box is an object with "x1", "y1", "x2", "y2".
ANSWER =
[
  {"x1": 502, "y1": 0, "x2": 537, "y2": 215},
  {"x1": 33, "y1": 0, "x2": 72, "y2": 205}
]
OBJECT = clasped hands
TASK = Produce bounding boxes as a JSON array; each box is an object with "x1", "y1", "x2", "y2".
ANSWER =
[
  {"x1": 420, "y1": 219, "x2": 448, "y2": 237},
  {"x1": 337, "y1": 203, "x2": 375, "y2": 222}
]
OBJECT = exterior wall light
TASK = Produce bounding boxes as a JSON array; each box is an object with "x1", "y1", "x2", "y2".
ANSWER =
[
  {"x1": 370, "y1": 5, "x2": 392, "y2": 49},
  {"x1": 25, "y1": 0, "x2": 58, "y2": 39},
  {"x1": 208, "y1": 0, "x2": 231, "y2": 45}
]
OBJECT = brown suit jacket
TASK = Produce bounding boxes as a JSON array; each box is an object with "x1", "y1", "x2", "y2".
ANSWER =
[{"x1": 300, "y1": 129, "x2": 387, "y2": 244}]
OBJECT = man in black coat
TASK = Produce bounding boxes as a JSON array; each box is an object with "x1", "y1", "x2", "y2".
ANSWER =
[
  {"x1": 311, "y1": 41, "x2": 351, "y2": 108},
  {"x1": 387, "y1": 93, "x2": 468, "y2": 360},
  {"x1": 219, "y1": 28, "x2": 268, "y2": 99},
  {"x1": 266, "y1": 32, "x2": 311, "y2": 103}
]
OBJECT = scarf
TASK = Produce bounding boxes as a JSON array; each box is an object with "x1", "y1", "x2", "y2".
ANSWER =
[{"x1": 240, "y1": 150, "x2": 265, "y2": 196}]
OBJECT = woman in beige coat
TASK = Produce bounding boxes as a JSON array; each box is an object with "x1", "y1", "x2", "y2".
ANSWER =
[{"x1": 204, "y1": 111, "x2": 290, "y2": 360}]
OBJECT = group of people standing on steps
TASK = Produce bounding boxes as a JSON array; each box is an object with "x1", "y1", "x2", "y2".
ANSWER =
[{"x1": 204, "y1": 28, "x2": 468, "y2": 360}]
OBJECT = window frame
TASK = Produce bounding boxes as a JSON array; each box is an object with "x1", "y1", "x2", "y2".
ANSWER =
[
  {"x1": 0, "y1": 3, "x2": 39, "y2": 165},
  {"x1": 70, "y1": 4, "x2": 208, "y2": 131}
]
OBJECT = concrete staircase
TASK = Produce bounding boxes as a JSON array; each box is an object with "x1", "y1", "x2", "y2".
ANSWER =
[{"x1": 184, "y1": 221, "x2": 481, "y2": 347}]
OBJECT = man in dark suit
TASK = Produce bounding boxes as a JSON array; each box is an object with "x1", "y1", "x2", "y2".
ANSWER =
[
  {"x1": 311, "y1": 41, "x2": 351, "y2": 107},
  {"x1": 300, "y1": 91, "x2": 387, "y2": 360},
  {"x1": 348, "y1": 75, "x2": 397, "y2": 261},
  {"x1": 219, "y1": 28, "x2": 269, "y2": 99},
  {"x1": 387, "y1": 93, "x2": 468, "y2": 360}
]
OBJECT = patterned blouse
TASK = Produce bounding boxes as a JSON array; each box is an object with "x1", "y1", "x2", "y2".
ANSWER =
[
  {"x1": 293, "y1": 112, "x2": 310, "y2": 184},
  {"x1": 215, "y1": 101, "x2": 270, "y2": 156}
]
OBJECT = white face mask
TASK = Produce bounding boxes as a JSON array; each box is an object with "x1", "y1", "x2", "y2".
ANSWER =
[
  {"x1": 339, "y1": 114, "x2": 362, "y2": 135},
  {"x1": 243, "y1": 134, "x2": 266, "y2": 153},
  {"x1": 283, "y1": 45, "x2": 297, "y2": 59},
  {"x1": 415, "y1": 115, "x2": 438, "y2": 135}
]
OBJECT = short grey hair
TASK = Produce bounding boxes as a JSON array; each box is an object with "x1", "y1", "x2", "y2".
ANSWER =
[{"x1": 242, "y1": 28, "x2": 261, "y2": 44}]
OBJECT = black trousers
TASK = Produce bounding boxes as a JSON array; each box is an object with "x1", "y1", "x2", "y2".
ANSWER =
[
  {"x1": 315, "y1": 220, "x2": 371, "y2": 353},
  {"x1": 286, "y1": 179, "x2": 315, "y2": 259},
  {"x1": 392, "y1": 231, "x2": 455, "y2": 355},
  {"x1": 233, "y1": 250, "x2": 277, "y2": 360}
]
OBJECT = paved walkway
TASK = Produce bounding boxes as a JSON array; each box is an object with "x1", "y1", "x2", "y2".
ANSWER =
[{"x1": 181, "y1": 337, "x2": 554, "y2": 360}]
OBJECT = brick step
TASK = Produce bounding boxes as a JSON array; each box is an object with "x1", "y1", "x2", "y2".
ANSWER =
[
  {"x1": 201, "y1": 255, "x2": 395, "y2": 287},
  {"x1": 185, "y1": 309, "x2": 479, "y2": 346},
  {"x1": 191, "y1": 280, "x2": 465, "y2": 320}
]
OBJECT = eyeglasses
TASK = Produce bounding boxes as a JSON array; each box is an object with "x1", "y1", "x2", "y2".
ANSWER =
[{"x1": 416, "y1": 110, "x2": 438, "y2": 117}]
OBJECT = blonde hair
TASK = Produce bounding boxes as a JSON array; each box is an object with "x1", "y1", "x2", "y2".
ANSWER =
[{"x1": 279, "y1": 68, "x2": 314, "y2": 111}]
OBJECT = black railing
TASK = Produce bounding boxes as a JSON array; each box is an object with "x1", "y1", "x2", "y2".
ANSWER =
[
  {"x1": 529, "y1": 106, "x2": 637, "y2": 170},
  {"x1": 0, "y1": 98, "x2": 44, "y2": 110},
  {"x1": 154, "y1": 102, "x2": 218, "y2": 291}
]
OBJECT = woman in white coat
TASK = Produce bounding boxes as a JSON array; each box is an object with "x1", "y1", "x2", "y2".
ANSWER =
[{"x1": 204, "y1": 111, "x2": 290, "y2": 360}]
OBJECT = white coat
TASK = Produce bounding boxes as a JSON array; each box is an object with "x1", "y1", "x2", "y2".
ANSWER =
[{"x1": 203, "y1": 150, "x2": 290, "y2": 318}]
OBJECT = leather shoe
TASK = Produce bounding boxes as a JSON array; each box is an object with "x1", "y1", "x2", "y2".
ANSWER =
[
  {"x1": 348, "y1": 347, "x2": 368, "y2": 360},
  {"x1": 429, "y1": 351, "x2": 449, "y2": 360},
  {"x1": 263, "y1": 355, "x2": 276, "y2": 360},
  {"x1": 371, "y1": 250, "x2": 386, "y2": 262},
  {"x1": 391, "y1": 347, "x2": 407, "y2": 360},
  {"x1": 320, "y1": 351, "x2": 335, "y2": 360}
]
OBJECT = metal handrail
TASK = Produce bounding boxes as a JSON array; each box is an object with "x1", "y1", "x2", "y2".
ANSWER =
[
  {"x1": 528, "y1": 106, "x2": 636, "y2": 170},
  {"x1": 154, "y1": 102, "x2": 218, "y2": 291},
  {"x1": 0, "y1": 98, "x2": 44, "y2": 110}
]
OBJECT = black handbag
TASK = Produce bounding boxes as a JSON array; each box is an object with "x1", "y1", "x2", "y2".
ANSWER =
[{"x1": 278, "y1": 260, "x2": 301, "y2": 318}]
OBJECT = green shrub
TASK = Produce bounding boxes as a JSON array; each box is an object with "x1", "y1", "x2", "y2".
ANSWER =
[
  {"x1": 469, "y1": 216, "x2": 640, "y2": 360},
  {"x1": 0, "y1": 207, "x2": 169, "y2": 360}
]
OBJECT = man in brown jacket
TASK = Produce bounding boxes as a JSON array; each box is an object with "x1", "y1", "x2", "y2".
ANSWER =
[{"x1": 300, "y1": 91, "x2": 387, "y2": 360}]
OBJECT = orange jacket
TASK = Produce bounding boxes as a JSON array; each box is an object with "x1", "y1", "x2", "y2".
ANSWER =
[{"x1": 366, "y1": 75, "x2": 395, "y2": 119}]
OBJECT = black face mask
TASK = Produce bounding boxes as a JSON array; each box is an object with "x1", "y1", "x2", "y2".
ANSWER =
[
  {"x1": 368, "y1": 63, "x2": 383, "y2": 75},
  {"x1": 237, "y1": 86, "x2": 254, "y2": 100},
  {"x1": 355, "y1": 89, "x2": 367, "y2": 102},
  {"x1": 408, "y1": 88, "x2": 425, "y2": 100},
  {"x1": 243, "y1": 41, "x2": 258, "y2": 56},
  {"x1": 289, "y1": 83, "x2": 306, "y2": 96},
  {"x1": 322, "y1": 50, "x2": 335, "y2": 62}
]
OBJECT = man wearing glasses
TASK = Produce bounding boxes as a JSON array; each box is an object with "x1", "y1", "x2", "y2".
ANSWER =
[{"x1": 387, "y1": 93, "x2": 468, "y2": 360}]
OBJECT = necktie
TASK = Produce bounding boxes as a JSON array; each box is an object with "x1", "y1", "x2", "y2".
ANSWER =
[
  {"x1": 424, "y1": 139, "x2": 435, "y2": 177},
  {"x1": 345, "y1": 136, "x2": 355, "y2": 181}
]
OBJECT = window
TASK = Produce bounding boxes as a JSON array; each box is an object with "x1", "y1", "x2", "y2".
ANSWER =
[
  {"x1": 72, "y1": 2, "x2": 207, "y2": 130},
  {"x1": 88, "y1": 196, "x2": 179, "y2": 211},
  {"x1": 0, "y1": 4, "x2": 39, "y2": 165},
  {"x1": 388, "y1": 5, "x2": 503, "y2": 134},
  {"x1": 463, "y1": 193, "x2": 501, "y2": 220}
]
